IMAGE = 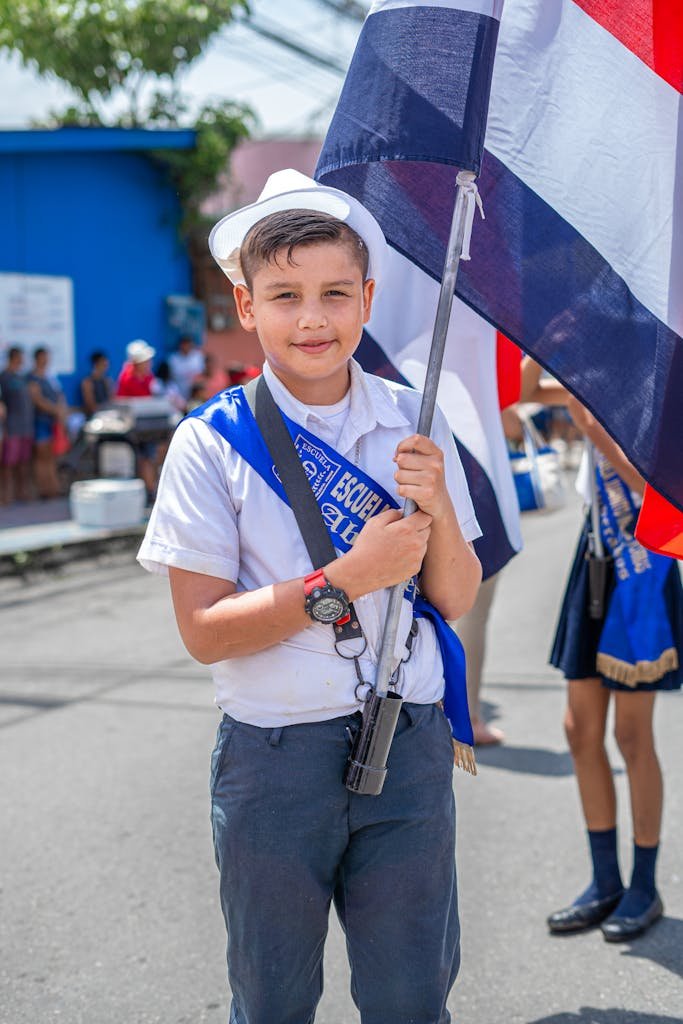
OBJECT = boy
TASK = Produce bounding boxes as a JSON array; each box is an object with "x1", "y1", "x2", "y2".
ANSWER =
[{"x1": 138, "y1": 170, "x2": 482, "y2": 1023}]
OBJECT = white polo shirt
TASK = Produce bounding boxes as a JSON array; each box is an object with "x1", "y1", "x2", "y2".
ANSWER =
[{"x1": 138, "y1": 359, "x2": 481, "y2": 727}]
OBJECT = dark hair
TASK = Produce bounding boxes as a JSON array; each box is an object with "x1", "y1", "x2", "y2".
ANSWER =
[
  {"x1": 33, "y1": 346, "x2": 48, "y2": 359},
  {"x1": 240, "y1": 210, "x2": 369, "y2": 289},
  {"x1": 156, "y1": 360, "x2": 170, "y2": 383},
  {"x1": 8, "y1": 346, "x2": 22, "y2": 361},
  {"x1": 90, "y1": 350, "x2": 108, "y2": 366}
]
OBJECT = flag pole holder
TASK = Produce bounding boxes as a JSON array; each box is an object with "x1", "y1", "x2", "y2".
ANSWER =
[{"x1": 344, "y1": 169, "x2": 482, "y2": 795}]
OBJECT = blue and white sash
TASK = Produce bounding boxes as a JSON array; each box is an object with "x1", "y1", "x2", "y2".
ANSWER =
[
  {"x1": 189, "y1": 386, "x2": 475, "y2": 755},
  {"x1": 595, "y1": 453, "x2": 678, "y2": 686}
]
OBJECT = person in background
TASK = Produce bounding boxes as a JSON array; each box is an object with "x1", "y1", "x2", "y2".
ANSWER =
[
  {"x1": 116, "y1": 340, "x2": 158, "y2": 398},
  {"x1": 229, "y1": 363, "x2": 261, "y2": 387},
  {"x1": 168, "y1": 335, "x2": 205, "y2": 401},
  {"x1": 116, "y1": 339, "x2": 160, "y2": 502},
  {"x1": 155, "y1": 361, "x2": 187, "y2": 415},
  {"x1": 186, "y1": 379, "x2": 209, "y2": 413},
  {"x1": 449, "y1": 388, "x2": 525, "y2": 746},
  {"x1": 452, "y1": 574, "x2": 504, "y2": 745},
  {"x1": 194, "y1": 351, "x2": 230, "y2": 398},
  {"x1": 0, "y1": 347, "x2": 34, "y2": 503},
  {"x1": 0, "y1": 396, "x2": 4, "y2": 457},
  {"x1": 81, "y1": 350, "x2": 114, "y2": 416},
  {"x1": 522, "y1": 359, "x2": 682, "y2": 942},
  {"x1": 27, "y1": 346, "x2": 67, "y2": 499}
]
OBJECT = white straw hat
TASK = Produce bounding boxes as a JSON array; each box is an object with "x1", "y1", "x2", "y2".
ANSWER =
[
  {"x1": 126, "y1": 340, "x2": 156, "y2": 364},
  {"x1": 208, "y1": 169, "x2": 387, "y2": 290}
]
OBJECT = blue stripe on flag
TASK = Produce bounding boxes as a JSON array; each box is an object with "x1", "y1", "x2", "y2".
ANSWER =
[
  {"x1": 319, "y1": 160, "x2": 460, "y2": 287},
  {"x1": 316, "y1": 5, "x2": 500, "y2": 179},
  {"x1": 357, "y1": 330, "x2": 517, "y2": 579}
]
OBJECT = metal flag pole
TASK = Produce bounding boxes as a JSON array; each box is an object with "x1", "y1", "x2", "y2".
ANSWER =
[
  {"x1": 586, "y1": 440, "x2": 609, "y2": 620},
  {"x1": 344, "y1": 170, "x2": 482, "y2": 795},
  {"x1": 586, "y1": 442, "x2": 604, "y2": 558}
]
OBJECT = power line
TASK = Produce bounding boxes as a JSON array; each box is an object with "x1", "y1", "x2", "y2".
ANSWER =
[
  {"x1": 240, "y1": 13, "x2": 347, "y2": 75},
  {"x1": 216, "y1": 34, "x2": 341, "y2": 93},
  {"x1": 314, "y1": 0, "x2": 368, "y2": 22}
]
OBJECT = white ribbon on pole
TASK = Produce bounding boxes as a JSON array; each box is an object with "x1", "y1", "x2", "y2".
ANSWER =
[{"x1": 456, "y1": 169, "x2": 485, "y2": 260}]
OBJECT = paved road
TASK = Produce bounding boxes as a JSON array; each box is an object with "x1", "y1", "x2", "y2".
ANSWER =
[{"x1": 1, "y1": 499, "x2": 681, "y2": 1024}]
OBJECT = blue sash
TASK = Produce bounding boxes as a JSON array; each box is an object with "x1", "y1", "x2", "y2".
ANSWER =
[
  {"x1": 595, "y1": 453, "x2": 679, "y2": 686},
  {"x1": 189, "y1": 386, "x2": 474, "y2": 749}
]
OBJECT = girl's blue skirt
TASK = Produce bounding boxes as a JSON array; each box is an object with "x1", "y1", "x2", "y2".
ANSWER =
[{"x1": 550, "y1": 520, "x2": 683, "y2": 692}]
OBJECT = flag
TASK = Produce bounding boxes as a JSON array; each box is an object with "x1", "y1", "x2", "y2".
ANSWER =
[
  {"x1": 355, "y1": 263, "x2": 523, "y2": 579},
  {"x1": 318, "y1": 0, "x2": 683, "y2": 563},
  {"x1": 496, "y1": 333, "x2": 521, "y2": 410},
  {"x1": 636, "y1": 487, "x2": 683, "y2": 560},
  {"x1": 317, "y1": 0, "x2": 519, "y2": 579},
  {"x1": 459, "y1": 0, "x2": 683, "y2": 517}
]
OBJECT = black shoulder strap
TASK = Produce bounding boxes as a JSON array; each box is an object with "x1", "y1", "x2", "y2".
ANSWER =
[{"x1": 243, "y1": 376, "x2": 361, "y2": 641}]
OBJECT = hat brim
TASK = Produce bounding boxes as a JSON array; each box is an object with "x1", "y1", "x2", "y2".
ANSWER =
[
  {"x1": 128, "y1": 346, "x2": 156, "y2": 363},
  {"x1": 209, "y1": 182, "x2": 387, "y2": 291}
]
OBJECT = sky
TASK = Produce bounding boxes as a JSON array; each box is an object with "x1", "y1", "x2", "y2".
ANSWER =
[{"x1": 0, "y1": 1, "x2": 367, "y2": 138}]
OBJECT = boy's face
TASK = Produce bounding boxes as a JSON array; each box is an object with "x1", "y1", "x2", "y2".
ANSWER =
[{"x1": 233, "y1": 240, "x2": 375, "y2": 404}]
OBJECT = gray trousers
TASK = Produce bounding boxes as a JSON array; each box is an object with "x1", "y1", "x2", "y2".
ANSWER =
[{"x1": 210, "y1": 703, "x2": 460, "y2": 1024}]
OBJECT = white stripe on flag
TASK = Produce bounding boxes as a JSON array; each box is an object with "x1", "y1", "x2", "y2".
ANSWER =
[
  {"x1": 369, "y1": 0, "x2": 504, "y2": 19},
  {"x1": 487, "y1": 0, "x2": 682, "y2": 336},
  {"x1": 367, "y1": 245, "x2": 522, "y2": 553}
]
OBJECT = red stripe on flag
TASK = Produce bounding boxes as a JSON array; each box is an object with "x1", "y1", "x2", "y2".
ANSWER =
[
  {"x1": 635, "y1": 485, "x2": 683, "y2": 560},
  {"x1": 572, "y1": 0, "x2": 683, "y2": 93},
  {"x1": 495, "y1": 332, "x2": 521, "y2": 409}
]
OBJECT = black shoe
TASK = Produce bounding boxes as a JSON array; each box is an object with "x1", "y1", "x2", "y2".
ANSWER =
[
  {"x1": 547, "y1": 890, "x2": 624, "y2": 934},
  {"x1": 601, "y1": 893, "x2": 663, "y2": 942}
]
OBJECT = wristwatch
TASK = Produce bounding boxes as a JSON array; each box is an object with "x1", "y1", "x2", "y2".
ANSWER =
[{"x1": 303, "y1": 569, "x2": 351, "y2": 624}]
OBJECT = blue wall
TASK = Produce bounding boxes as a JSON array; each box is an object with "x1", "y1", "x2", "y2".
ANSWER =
[{"x1": 0, "y1": 146, "x2": 192, "y2": 403}]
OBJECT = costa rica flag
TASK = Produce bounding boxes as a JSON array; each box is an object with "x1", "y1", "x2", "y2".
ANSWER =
[{"x1": 318, "y1": 0, "x2": 683, "y2": 563}]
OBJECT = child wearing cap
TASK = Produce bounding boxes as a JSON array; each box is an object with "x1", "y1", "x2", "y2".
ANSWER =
[{"x1": 138, "y1": 170, "x2": 482, "y2": 1023}]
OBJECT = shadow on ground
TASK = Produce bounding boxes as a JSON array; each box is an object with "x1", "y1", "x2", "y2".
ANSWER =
[
  {"x1": 529, "y1": 1008, "x2": 683, "y2": 1024},
  {"x1": 616, "y1": 914, "x2": 683, "y2": 981},
  {"x1": 475, "y1": 742, "x2": 575, "y2": 777},
  {"x1": 476, "y1": 702, "x2": 624, "y2": 778}
]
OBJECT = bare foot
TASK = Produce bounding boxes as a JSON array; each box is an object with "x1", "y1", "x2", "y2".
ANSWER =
[{"x1": 472, "y1": 720, "x2": 505, "y2": 746}]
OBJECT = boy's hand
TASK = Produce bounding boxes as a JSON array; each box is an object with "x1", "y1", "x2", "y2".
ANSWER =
[
  {"x1": 329, "y1": 507, "x2": 432, "y2": 598},
  {"x1": 393, "y1": 434, "x2": 450, "y2": 519}
]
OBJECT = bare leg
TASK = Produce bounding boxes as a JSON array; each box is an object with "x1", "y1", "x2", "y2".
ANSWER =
[
  {"x1": 0, "y1": 462, "x2": 11, "y2": 503},
  {"x1": 565, "y1": 678, "x2": 614, "y2": 828},
  {"x1": 600, "y1": 690, "x2": 664, "y2": 936},
  {"x1": 33, "y1": 441, "x2": 61, "y2": 499},
  {"x1": 17, "y1": 459, "x2": 33, "y2": 501},
  {"x1": 547, "y1": 679, "x2": 622, "y2": 930},
  {"x1": 138, "y1": 457, "x2": 157, "y2": 500},
  {"x1": 613, "y1": 691, "x2": 661, "y2": 846},
  {"x1": 452, "y1": 572, "x2": 501, "y2": 743}
]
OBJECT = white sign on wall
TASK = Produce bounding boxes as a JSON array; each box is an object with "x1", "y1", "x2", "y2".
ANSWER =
[{"x1": 0, "y1": 273, "x2": 75, "y2": 374}]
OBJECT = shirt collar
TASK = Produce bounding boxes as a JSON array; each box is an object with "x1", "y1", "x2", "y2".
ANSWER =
[{"x1": 261, "y1": 358, "x2": 410, "y2": 451}]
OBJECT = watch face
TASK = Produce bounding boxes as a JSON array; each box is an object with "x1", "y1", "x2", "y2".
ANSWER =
[{"x1": 311, "y1": 595, "x2": 346, "y2": 623}]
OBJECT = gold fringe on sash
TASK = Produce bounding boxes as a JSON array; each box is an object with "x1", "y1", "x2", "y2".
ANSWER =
[
  {"x1": 453, "y1": 740, "x2": 477, "y2": 776},
  {"x1": 597, "y1": 647, "x2": 679, "y2": 687}
]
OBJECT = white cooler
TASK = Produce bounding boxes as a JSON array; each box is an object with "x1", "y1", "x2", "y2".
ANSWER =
[{"x1": 70, "y1": 478, "x2": 146, "y2": 528}]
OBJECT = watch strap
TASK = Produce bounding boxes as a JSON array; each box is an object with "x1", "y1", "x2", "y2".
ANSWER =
[
  {"x1": 303, "y1": 568, "x2": 327, "y2": 596},
  {"x1": 303, "y1": 569, "x2": 351, "y2": 625},
  {"x1": 244, "y1": 377, "x2": 361, "y2": 642}
]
